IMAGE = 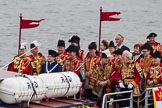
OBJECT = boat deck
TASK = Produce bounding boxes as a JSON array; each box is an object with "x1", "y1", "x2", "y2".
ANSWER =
[{"x1": 0, "y1": 98, "x2": 96, "y2": 108}]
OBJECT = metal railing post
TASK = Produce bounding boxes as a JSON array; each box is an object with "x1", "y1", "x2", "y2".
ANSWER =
[{"x1": 130, "y1": 91, "x2": 133, "y2": 108}]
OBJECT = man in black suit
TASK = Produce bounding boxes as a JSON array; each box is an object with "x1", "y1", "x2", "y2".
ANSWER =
[{"x1": 114, "y1": 34, "x2": 130, "y2": 53}]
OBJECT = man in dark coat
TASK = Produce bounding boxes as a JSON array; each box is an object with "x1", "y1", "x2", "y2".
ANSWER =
[{"x1": 114, "y1": 34, "x2": 130, "y2": 53}]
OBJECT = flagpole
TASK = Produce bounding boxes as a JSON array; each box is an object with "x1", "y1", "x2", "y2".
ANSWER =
[
  {"x1": 98, "y1": 7, "x2": 102, "y2": 52},
  {"x1": 18, "y1": 13, "x2": 22, "y2": 52}
]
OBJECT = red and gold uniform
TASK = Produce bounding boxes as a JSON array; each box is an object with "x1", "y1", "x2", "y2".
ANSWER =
[
  {"x1": 118, "y1": 60, "x2": 141, "y2": 95},
  {"x1": 79, "y1": 49, "x2": 84, "y2": 61},
  {"x1": 29, "y1": 52, "x2": 46, "y2": 75},
  {"x1": 56, "y1": 52, "x2": 68, "y2": 65},
  {"x1": 84, "y1": 54, "x2": 100, "y2": 74},
  {"x1": 84, "y1": 54, "x2": 100, "y2": 87},
  {"x1": 146, "y1": 63, "x2": 162, "y2": 87},
  {"x1": 8, "y1": 54, "x2": 32, "y2": 75},
  {"x1": 90, "y1": 61, "x2": 115, "y2": 98},
  {"x1": 8, "y1": 55, "x2": 21, "y2": 72},
  {"x1": 18, "y1": 56, "x2": 32, "y2": 75},
  {"x1": 138, "y1": 55, "x2": 153, "y2": 78},
  {"x1": 147, "y1": 41, "x2": 161, "y2": 53},
  {"x1": 63, "y1": 56, "x2": 82, "y2": 76}
]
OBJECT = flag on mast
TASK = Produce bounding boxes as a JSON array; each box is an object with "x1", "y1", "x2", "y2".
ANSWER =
[
  {"x1": 98, "y1": 7, "x2": 121, "y2": 51},
  {"x1": 18, "y1": 13, "x2": 44, "y2": 50},
  {"x1": 20, "y1": 19, "x2": 44, "y2": 29}
]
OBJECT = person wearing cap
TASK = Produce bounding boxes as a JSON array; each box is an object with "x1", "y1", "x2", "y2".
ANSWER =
[
  {"x1": 41, "y1": 50, "x2": 62, "y2": 73},
  {"x1": 90, "y1": 49, "x2": 115, "y2": 107},
  {"x1": 137, "y1": 43, "x2": 154, "y2": 79},
  {"x1": 56, "y1": 40, "x2": 67, "y2": 65},
  {"x1": 146, "y1": 51, "x2": 162, "y2": 87},
  {"x1": 7, "y1": 42, "x2": 30, "y2": 73},
  {"x1": 146, "y1": 32, "x2": 161, "y2": 53},
  {"x1": 117, "y1": 50, "x2": 140, "y2": 107},
  {"x1": 108, "y1": 41, "x2": 115, "y2": 54},
  {"x1": 108, "y1": 41, "x2": 120, "y2": 65},
  {"x1": 29, "y1": 40, "x2": 46, "y2": 75},
  {"x1": 62, "y1": 45, "x2": 81, "y2": 76},
  {"x1": 84, "y1": 42, "x2": 101, "y2": 100},
  {"x1": 69, "y1": 35, "x2": 84, "y2": 61}
]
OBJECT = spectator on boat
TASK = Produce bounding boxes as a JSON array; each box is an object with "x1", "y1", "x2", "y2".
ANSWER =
[
  {"x1": 132, "y1": 43, "x2": 142, "y2": 62},
  {"x1": 28, "y1": 40, "x2": 46, "y2": 75},
  {"x1": 146, "y1": 32, "x2": 161, "y2": 54},
  {"x1": 41, "y1": 50, "x2": 62, "y2": 73},
  {"x1": 56, "y1": 40, "x2": 67, "y2": 65},
  {"x1": 108, "y1": 41, "x2": 115, "y2": 54},
  {"x1": 69, "y1": 35, "x2": 84, "y2": 61},
  {"x1": 117, "y1": 50, "x2": 140, "y2": 107},
  {"x1": 84, "y1": 42, "x2": 101, "y2": 100},
  {"x1": 8, "y1": 42, "x2": 32, "y2": 75},
  {"x1": 99, "y1": 40, "x2": 109, "y2": 51},
  {"x1": 114, "y1": 34, "x2": 130, "y2": 53},
  {"x1": 146, "y1": 51, "x2": 162, "y2": 88},
  {"x1": 91, "y1": 49, "x2": 115, "y2": 107}
]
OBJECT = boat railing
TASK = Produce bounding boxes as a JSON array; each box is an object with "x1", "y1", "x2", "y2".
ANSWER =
[
  {"x1": 102, "y1": 90, "x2": 133, "y2": 108},
  {"x1": 102, "y1": 88, "x2": 154, "y2": 108}
]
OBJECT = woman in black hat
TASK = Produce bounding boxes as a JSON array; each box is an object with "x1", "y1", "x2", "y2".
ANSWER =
[{"x1": 41, "y1": 50, "x2": 62, "y2": 73}]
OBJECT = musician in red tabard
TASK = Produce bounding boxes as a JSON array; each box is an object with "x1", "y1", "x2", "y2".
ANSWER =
[
  {"x1": 91, "y1": 49, "x2": 115, "y2": 107},
  {"x1": 138, "y1": 43, "x2": 154, "y2": 79},
  {"x1": 68, "y1": 35, "x2": 84, "y2": 61},
  {"x1": 84, "y1": 42, "x2": 101, "y2": 100},
  {"x1": 146, "y1": 32, "x2": 161, "y2": 53},
  {"x1": 28, "y1": 40, "x2": 46, "y2": 75},
  {"x1": 8, "y1": 42, "x2": 32, "y2": 75},
  {"x1": 117, "y1": 50, "x2": 140, "y2": 107},
  {"x1": 146, "y1": 51, "x2": 162, "y2": 88},
  {"x1": 62, "y1": 45, "x2": 81, "y2": 76},
  {"x1": 56, "y1": 40, "x2": 67, "y2": 65}
]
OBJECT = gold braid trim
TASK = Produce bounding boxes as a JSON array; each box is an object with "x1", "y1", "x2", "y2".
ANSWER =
[{"x1": 153, "y1": 79, "x2": 158, "y2": 85}]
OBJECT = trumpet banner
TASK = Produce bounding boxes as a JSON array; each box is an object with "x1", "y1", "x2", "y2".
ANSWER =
[{"x1": 152, "y1": 87, "x2": 162, "y2": 108}]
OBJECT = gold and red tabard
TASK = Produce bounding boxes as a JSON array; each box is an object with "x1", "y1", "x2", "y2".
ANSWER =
[
  {"x1": 147, "y1": 41, "x2": 161, "y2": 53},
  {"x1": 118, "y1": 60, "x2": 141, "y2": 95},
  {"x1": 137, "y1": 55, "x2": 153, "y2": 78},
  {"x1": 29, "y1": 52, "x2": 46, "y2": 75},
  {"x1": 79, "y1": 49, "x2": 84, "y2": 61},
  {"x1": 90, "y1": 61, "x2": 115, "y2": 97},
  {"x1": 62, "y1": 56, "x2": 82, "y2": 76},
  {"x1": 56, "y1": 52, "x2": 68, "y2": 65},
  {"x1": 146, "y1": 63, "x2": 162, "y2": 87}
]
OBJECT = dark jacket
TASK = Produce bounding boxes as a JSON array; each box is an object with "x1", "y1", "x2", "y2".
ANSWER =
[
  {"x1": 41, "y1": 61, "x2": 62, "y2": 73},
  {"x1": 115, "y1": 45, "x2": 130, "y2": 53}
]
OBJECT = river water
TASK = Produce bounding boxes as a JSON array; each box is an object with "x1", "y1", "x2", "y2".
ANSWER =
[{"x1": 0, "y1": 0, "x2": 162, "y2": 67}]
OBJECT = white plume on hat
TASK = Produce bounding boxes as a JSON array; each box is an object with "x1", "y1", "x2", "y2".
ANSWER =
[
  {"x1": 20, "y1": 42, "x2": 27, "y2": 49},
  {"x1": 102, "y1": 49, "x2": 113, "y2": 58},
  {"x1": 31, "y1": 40, "x2": 41, "y2": 47}
]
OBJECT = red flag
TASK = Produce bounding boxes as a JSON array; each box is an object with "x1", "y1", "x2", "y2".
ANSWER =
[
  {"x1": 101, "y1": 12, "x2": 120, "y2": 21},
  {"x1": 20, "y1": 19, "x2": 44, "y2": 29}
]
